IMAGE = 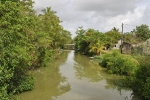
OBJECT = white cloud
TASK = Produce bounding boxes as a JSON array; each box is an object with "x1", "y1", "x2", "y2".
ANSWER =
[
  {"x1": 104, "y1": 5, "x2": 146, "y2": 32},
  {"x1": 33, "y1": 0, "x2": 150, "y2": 38},
  {"x1": 73, "y1": 0, "x2": 141, "y2": 16}
]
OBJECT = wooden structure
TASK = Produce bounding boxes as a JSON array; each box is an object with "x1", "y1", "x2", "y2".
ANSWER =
[{"x1": 64, "y1": 44, "x2": 75, "y2": 50}]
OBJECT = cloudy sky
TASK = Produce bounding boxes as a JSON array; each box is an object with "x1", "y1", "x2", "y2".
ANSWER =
[{"x1": 33, "y1": 0, "x2": 150, "y2": 37}]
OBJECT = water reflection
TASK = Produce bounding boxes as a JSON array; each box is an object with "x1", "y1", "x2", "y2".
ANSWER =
[
  {"x1": 18, "y1": 51, "x2": 71, "y2": 100},
  {"x1": 19, "y1": 51, "x2": 140, "y2": 100},
  {"x1": 74, "y1": 54, "x2": 102, "y2": 82},
  {"x1": 73, "y1": 53, "x2": 140, "y2": 100},
  {"x1": 74, "y1": 53, "x2": 119, "y2": 82}
]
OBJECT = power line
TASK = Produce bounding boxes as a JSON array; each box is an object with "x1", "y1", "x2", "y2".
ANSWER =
[
  {"x1": 123, "y1": 24, "x2": 137, "y2": 32},
  {"x1": 124, "y1": 24, "x2": 136, "y2": 27}
]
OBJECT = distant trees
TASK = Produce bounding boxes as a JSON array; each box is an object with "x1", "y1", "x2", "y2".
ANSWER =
[
  {"x1": 123, "y1": 32, "x2": 137, "y2": 44},
  {"x1": 133, "y1": 24, "x2": 150, "y2": 41},
  {"x1": 105, "y1": 27, "x2": 121, "y2": 48},
  {"x1": 122, "y1": 24, "x2": 150, "y2": 44},
  {"x1": 74, "y1": 27, "x2": 121, "y2": 56}
]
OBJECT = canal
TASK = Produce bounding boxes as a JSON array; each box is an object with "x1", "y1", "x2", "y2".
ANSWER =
[{"x1": 18, "y1": 50, "x2": 140, "y2": 100}]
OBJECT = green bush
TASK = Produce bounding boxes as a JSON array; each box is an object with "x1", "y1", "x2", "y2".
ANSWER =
[
  {"x1": 15, "y1": 76, "x2": 35, "y2": 94},
  {"x1": 100, "y1": 51, "x2": 139, "y2": 75},
  {"x1": 123, "y1": 56, "x2": 150, "y2": 100},
  {"x1": 100, "y1": 52, "x2": 112, "y2": 68},
  {"x1": 133, "y1": 61, "x2": 150, "y2": 100},
  {"x1": 38, "y1": 47, "x2": 54, "y2": 67},
  {"x1": 0, "y1": 67, "x2": 13, "y2": 100}
]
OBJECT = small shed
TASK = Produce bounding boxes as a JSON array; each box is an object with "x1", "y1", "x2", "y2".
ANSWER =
[{"x1": 122, "y1": 42, "x2": 133, "y2": 54}]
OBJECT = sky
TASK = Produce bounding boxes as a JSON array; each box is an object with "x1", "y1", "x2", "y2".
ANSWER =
[{"x1": 33, "y1": 0, "x2": 150, "y2": 37}]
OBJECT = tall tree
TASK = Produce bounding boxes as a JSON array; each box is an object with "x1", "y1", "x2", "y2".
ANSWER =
[
  {"x1": 0, "y1": 1, "x2": 35, "y2": 99},
  {"x1": 112, "y1": 27, "x2": 119, "y2": 32},
  {"x1": 74, "y1": 26, "x2": 87, "y2": 53},
  {"x1": 0, "y1": 1, "x2": 72, "y2": 99},
  {"x1": 105, "y1": 29, "x2": 121, "y2": 48},
  {"x1": 40, "y1": 7, "x2": 63, "y2": 49},
  {"x1": 134, "y1": 24, "x2": 150, "y2": 41},
  {"x1": 74, "y1": 27, "x2": 106, "y2": 56}
]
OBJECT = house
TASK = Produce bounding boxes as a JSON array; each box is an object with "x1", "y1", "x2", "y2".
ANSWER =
[
  {"x1": 112, "y1": 38, "x2": 150, "y2": 55},
  {"x1": 113, "y1": 39, "x2": 122, "y2": 49},
  {"x1": 142, "y1": 38, "x2": 150, "y2": 55},
  {"x1": 113, "y1": 40, "x2": 133, "y2": 54}
]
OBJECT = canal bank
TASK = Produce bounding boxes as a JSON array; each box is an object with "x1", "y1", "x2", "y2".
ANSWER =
[{"x1": 18, "y1": 50, "x2": 140, "y2": 100}]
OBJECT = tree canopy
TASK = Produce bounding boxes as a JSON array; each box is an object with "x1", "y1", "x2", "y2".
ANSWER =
[
  {"x1": 134, "y1": 24, "x2": 150, "y2": 41},
  {"x1": 0, "y1": 1, "x2": 72, "y2": 99}
]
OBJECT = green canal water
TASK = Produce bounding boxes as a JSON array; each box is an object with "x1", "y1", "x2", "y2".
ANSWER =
[{"x1": 18, "y1": 50, "x2": 140, "y2": 100}]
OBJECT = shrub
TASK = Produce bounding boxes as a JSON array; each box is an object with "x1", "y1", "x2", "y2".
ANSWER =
[
  {"x1": 100, "y1": 52, "x2": 112, "y2": 68},
  {"x1": 0, "y1": 67, "x2": 13, "y2": 99},
  {"x1": 15, "y1": 76, "x2": 35, "y2": 94},
  {"x1": 38, "y1": 47, "x2": 54, "y2": 67},
  {"x1": 133, "y1": 57, "x2": 150, "y2": 100},
  {"x1": 100, "y1": 51, "x2": 139, "y2": 75},
  {"x1": 123, "y1": 56, "x2": 150, "y2": 100}
]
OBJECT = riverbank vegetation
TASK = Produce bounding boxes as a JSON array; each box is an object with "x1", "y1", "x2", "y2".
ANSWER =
[
  {"x1": 100, "y1": 53, "x2": 150, "y2": 100},
  {"x1": 0, "y1": 0, "x2": 72, "y2": 99},
  {"x1": 74, "y1": 25, "x2": 150, "y2": 100},
  {"x1": 100, "y1": 51, "x2": 139, "y2": 75},
  {"x1": 122, "y1": 56, "x2": 150, "y2": 100},
  {"x1": 1, "y1": 0, "x2": 150, "y2": 100},
  {"x1": 74, "y1": 26, "x2": 121, "y2": 56}
]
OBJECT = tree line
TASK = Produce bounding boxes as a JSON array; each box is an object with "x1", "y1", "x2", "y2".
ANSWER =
[
  {"x1": 0, "y1": 0, "x2": 72, "y2": 99},
  {"x1": 74, "y1": 24, "x2": 150, "y2": 56}
]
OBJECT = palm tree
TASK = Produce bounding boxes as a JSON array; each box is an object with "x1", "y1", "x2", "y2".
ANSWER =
[
  {"x1": 112, "y1": 27, "x2": 119, "y2": 32},
  {"x1": 42, "y1": 7, "x2": 57, "y2": 15},
  {"x1": 89, "y1": 40, "x2": 104, "y2": 55}
]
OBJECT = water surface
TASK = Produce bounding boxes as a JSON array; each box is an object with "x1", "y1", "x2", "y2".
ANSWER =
[{"x1": 18, "y1": 50, "x2": 140, "y2": 100}]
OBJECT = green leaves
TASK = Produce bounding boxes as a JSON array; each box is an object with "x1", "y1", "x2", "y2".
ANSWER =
[
  {"x1": 104, "y1": 29, "x2": 121, "y2": 48},
  {"x1": 0, "y1": 1, "x2": 35, "y2": 98},
  {"x1": 134, "y1": 24, "x2": 150, "y2": 41},
  {"x1": 100, "y1": 51, "x2": 139, "y2": 75},
  {"x1": 0, "y1": 0, "x2": 71, "y2": 99},
  {"x1": 74, "y1": 27, "x2": 106, "y2": 56}
]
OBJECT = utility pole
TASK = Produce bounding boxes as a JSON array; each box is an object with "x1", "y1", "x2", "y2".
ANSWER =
[{"x1": 121, "y1": 23, "x2": 123, "y2": 53}]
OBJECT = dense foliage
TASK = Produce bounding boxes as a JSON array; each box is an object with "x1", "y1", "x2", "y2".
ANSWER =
[
  {"x1": 123, "y1": 32, "x2": 137, "y2": 44},
  {"x1": 74, "y1": 27, "x2": 121, "y2": 56},
  {"x1": 100, "y1": 51, "x2": 150, "y2": 99},
  {"x1": 134, "y1": 24, "x2": 150, "y2": 42},
  {"x1": 100, "y1": 51, "x2": 139, "y2": 75},
  {"x1": 123, "y1": 56, "x2": 150, "y2": 100},
  {"x1": 104, "y1": 27, "x2": 121, "y2": 48},
  {"x1": 124, "y1": 24, "x2": 150, "y2": 43},
  {"x1": 0, "y1": 0, "x2": 72, "y2": 99}
]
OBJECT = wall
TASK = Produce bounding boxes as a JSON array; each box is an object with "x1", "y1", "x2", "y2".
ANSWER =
[{"x1": 143, "y1": 38, "x2": 150, "y2": 55}]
